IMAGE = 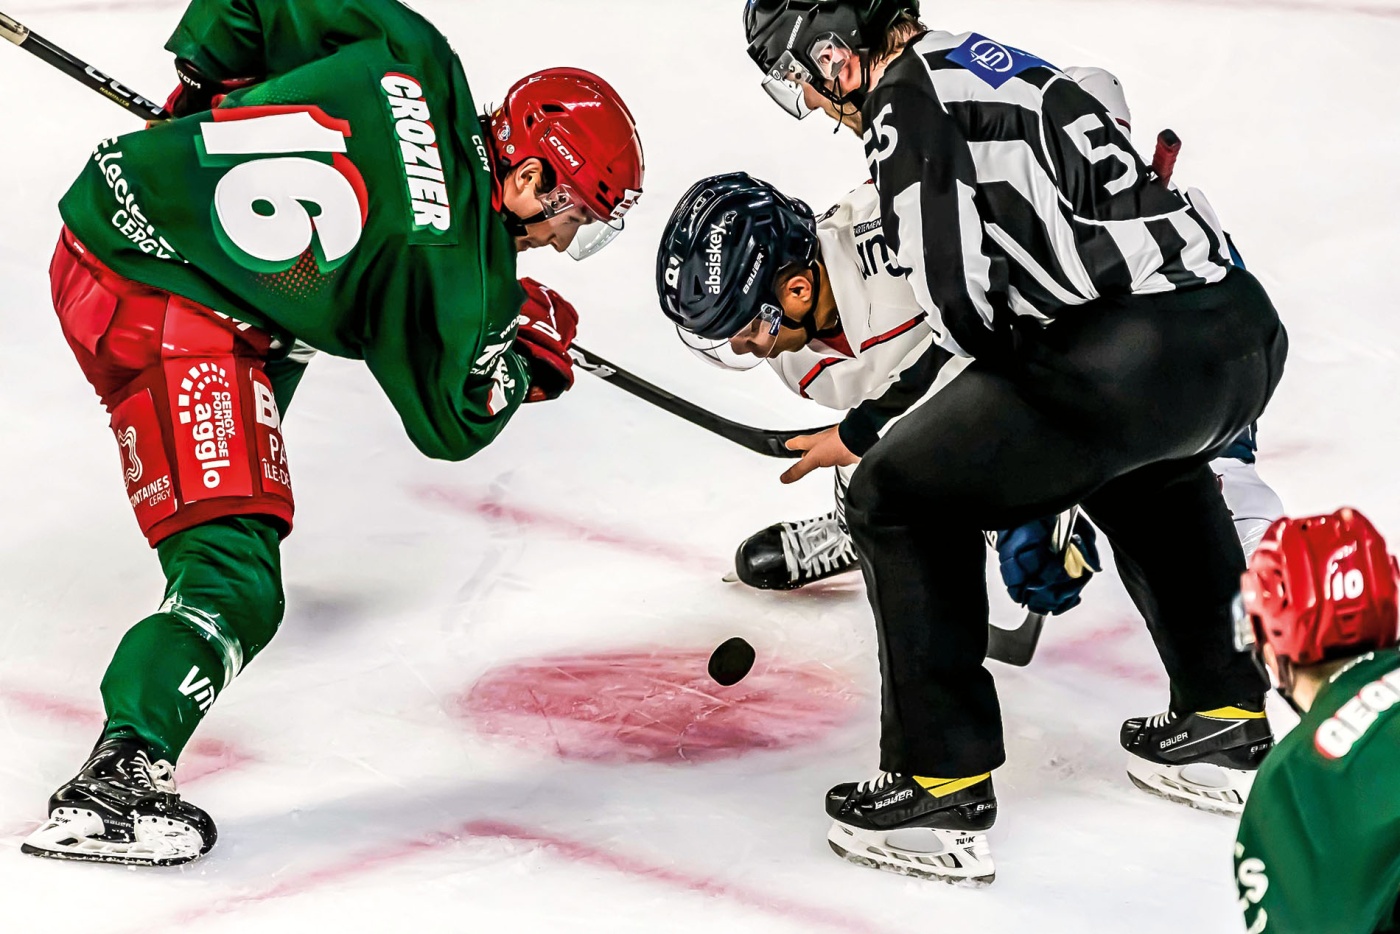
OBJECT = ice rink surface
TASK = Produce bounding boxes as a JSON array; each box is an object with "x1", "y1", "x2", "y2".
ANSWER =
[{"x1": 1, "y1": 0, "x2": 1397, "y2": 930}]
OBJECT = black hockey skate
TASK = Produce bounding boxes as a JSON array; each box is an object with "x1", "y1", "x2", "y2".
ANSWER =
[
  {"x1": 825, "y1": 772, "x2": 997, "y2": 884},
  {"x1": 726, "y1": 510, "x2": 861, "y2": 590},
  {"x1": 1121, "y1": 704, "x2": 1274, "y2": 816},
  {"x1": 22, "y1": 736, "x2": 216, "y2": 866}
]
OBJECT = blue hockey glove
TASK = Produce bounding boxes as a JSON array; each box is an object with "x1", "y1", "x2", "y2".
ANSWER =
[{"x1": 996, "y1": 514, "x2": 1102, "y2": 617}]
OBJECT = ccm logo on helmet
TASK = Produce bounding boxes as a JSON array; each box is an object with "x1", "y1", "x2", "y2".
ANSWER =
[
  {"x1": 547, "y1": 134, "x2": 583, "y2": 173},
  {"x1": 381, "y1": 73, "x2": 452, "y2": 233}
]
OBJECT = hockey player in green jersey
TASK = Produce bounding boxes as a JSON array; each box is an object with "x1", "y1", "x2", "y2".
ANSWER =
[
  {"x1": 1234, "y1": 508, "x2": 1400, "y2": 933},
  {"x1": 21, "y1": 0, "x2": 644, "y2": 866}
]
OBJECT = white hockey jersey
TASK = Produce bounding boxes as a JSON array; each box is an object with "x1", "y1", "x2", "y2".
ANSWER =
[{"x1": 767, "y1": 182, "x2": 968, "y2": 454}]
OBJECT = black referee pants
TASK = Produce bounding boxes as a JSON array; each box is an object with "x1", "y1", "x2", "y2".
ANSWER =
[{"x1": 844, "y1": 268, "x2": 1288, "y2": 777}]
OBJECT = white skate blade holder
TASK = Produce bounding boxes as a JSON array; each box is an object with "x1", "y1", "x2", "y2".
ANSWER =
[
  {"x1": 827, "y1": 821, "x2": 995, "y2": 885},
  {"x1": 1125, "y1": 757, "x2": 1256, "y2": 817},
  {"x1": 22, "y1": 807, "x2": 207, "y2": 866}
]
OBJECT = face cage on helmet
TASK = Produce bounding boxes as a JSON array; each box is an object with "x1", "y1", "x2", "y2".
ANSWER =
[
  {"x1": 1231, "y1": 592, "x2": 1258, "y2": 653},
  {"x1": 677, "y1": 304, "x2": 785, "y2": 372},
  {"x1": 1231, "y1": 592, "x2": 1301, "y2": 707},
  {"x1": 760, "y1": 34, "x2": 859, "y2": 120},
  {"x1": 537, "y1": 183, "x2": 628, "y2": 261}
]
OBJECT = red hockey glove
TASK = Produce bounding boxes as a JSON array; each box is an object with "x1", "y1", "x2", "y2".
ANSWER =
[
  {"x1": 162, "y1": 58, "x2": 259, "y2": 119},
  {"x1": 515, "y1": 278, "x2": 579, "y2": 403}
]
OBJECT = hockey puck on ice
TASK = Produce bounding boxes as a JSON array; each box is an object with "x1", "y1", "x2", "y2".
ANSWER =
[{"x1": 707, "y1": 637, "x2": 756, "y2": 686}]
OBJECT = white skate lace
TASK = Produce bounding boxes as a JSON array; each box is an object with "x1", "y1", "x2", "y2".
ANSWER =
[
  {"x1": 144, "y1": 757, "x2": 179, "y2": 795},
  {"x1": 780, "y1": 512, "x2": 859, "y2": 581},
  {"x1": 128, "y1": 749, "x2": 179, "y2": 795},
  {"x1": 855, "y1": 771, "x2": 901, "y2": 795},
  {"x1": 1146, "y1": 711, "x2": 1178, "y2": 729}
]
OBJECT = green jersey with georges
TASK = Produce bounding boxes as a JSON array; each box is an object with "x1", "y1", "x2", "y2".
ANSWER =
[{"x1": 1235, "y1": 649, "x2": 1400, "y2": 934}]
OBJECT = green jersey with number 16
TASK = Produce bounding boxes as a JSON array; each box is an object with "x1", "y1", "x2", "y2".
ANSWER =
[
  {"x1": 58, "y1": 0, "x2": 528, "y2": 461},
  {"x1": 1235, "y1": 649, "x2": 1400, "y2": 934}
]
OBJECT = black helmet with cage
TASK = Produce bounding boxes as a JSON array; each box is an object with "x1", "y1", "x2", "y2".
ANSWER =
[
  {"x1": 744, "y1": 0, "x2": 920, "y2": 118},
  {"x1": 656, "y1": 172, "x2": 819, "y2": 367}
]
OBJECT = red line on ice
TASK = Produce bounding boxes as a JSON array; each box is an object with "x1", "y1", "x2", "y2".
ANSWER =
[
  {"x1": 463, "y1": 821, "x2": 879, "y2": 934},
  {"x1": 0, "y1": 687, "x2": 255, "y2": 783},
  {"x1": 412, "y1": 484, "x2": 723, "y2": 572},
  {"x1": 1035, "y1": 622, "x2": 1164, "y2": 684},
  {"x1": 163, "y1": 820, "x2": 878, "y2": 934}
]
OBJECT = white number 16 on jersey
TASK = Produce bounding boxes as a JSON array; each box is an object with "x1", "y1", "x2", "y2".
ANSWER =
[{"x1": 200, "y1": 107, "x2": 369, "y2": 274}]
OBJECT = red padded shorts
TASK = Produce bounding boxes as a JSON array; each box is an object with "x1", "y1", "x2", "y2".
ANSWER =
[{"x1": 50, "y1": 229, "x2": 294, "y2": 547}]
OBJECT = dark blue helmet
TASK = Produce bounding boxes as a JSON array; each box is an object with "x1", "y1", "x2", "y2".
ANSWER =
[
  {"x1": 744, "y1": 0, "x2": 920, "y2": 117},
  {"x1": 657, "y1": 172, "x2": 818, "y2": 341}
]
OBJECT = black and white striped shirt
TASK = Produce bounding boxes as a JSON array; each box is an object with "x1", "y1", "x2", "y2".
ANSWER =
[{"x1": 864, "y1": 30, "x2": 1233, "y2": 359}]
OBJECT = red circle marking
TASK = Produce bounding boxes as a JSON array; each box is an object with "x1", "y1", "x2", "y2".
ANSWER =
[{"x1": 458, "y1": 649, "x2": 860, "y2": 764}]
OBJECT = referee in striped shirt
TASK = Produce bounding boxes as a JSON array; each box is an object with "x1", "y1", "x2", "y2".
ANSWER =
[{"x1": 744, "y1": 0, "x2": 1289, "y2": 880}]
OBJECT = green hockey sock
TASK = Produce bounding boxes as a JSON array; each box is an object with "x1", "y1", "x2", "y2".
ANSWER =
[
  {"x1": 99, "y1": 516, "x2": 285, "y2": 762},
  {"x1": 101, "y1": 611, "x2": 229, "y2": 761}
]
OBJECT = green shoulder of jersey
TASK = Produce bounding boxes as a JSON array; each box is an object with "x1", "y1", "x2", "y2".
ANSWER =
[
  {"x1": 1235, "y1": 649, "x2": 1400, "y2": 934},
  {"x1": 58, "y1": 0, "x2": 529, "y2": 462}
]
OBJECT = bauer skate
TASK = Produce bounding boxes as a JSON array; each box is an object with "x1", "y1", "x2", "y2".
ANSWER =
[
  {"x1": 1121, "y1": 704, "x2": 1274, "y2": 816},
  {"x1": 726, "y1": 510, "x2": 861, "y2": 590},
  {"x1": 825, "y1": 772, "x2": 996, "y2": 885},
  {"x1": 22, "y1": 736, "x2": 216, "y2": 866}
]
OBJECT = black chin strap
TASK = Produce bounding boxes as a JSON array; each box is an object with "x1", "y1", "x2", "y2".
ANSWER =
[
  {"x1": 830, "y1": 57, "x2": 871, "y2": 134},
  {"x1": 503, "y1": 208, "x2": 548, "y2": 239},
  {"x1": 781, "y1": 266, "x2": 842, "y2": 341}
]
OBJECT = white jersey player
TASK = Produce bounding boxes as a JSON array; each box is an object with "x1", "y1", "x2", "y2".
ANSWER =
[{"x1": 693, "y1": 68, "x2": 1283, "y2": 593}]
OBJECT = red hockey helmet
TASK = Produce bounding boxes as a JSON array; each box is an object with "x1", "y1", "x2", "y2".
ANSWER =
[
  {"x1": 1237, "y1": 509, "x2": 1400, "y2": 668},
  {"x1": 488, "y1": 68, "x2": 645, "y2": 260}
]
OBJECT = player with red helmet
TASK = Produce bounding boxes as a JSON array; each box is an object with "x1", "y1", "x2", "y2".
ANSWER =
[
  {"x1": 1234, "y1": 509, "x2": 1400, "y2": 933},
  {"x1": 488, "y1": 68, "x2": 644, "y2": 262},
  {"x1": 22, "y1": 0, "x2": 643, "y2": 866}
]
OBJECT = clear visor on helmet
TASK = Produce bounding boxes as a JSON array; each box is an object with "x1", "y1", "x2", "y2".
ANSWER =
[
  {"x1": 807, "y1": 33, "x2": 855, "y2": 82},
  {"x1": 1231, "y1": 592, "x2": 1258, "y2": 653},
  {"x1": 537, "y1": 184, "x2": 629, "y2": 261},
  {"x1": 677, "y1": 305, "x2": 784, "y2": 372},
  {"x1": 568, "y1": 218, "x2": 625, "y2": 261},
  {"x1": 761, "y1": 51, "x2": 816, "y2": 120}
]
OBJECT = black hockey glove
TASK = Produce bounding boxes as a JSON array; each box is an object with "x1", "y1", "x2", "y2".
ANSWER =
[{"x1": 162, "y1": 58, "x2": 259, "y2": 119}]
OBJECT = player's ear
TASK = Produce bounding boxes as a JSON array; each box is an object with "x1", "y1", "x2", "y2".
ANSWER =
[
  {"x1": 507, "y1": 158, "x2": 546, "y2": 199},
  {"x1": 781, "y1": 269, "x2": 813, "y2": 303}
]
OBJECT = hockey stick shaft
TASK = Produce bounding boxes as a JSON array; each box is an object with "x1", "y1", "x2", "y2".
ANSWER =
[
  {"x1": 3, "y1": 15, "x2": 824, "y2": 461},
  {"x1": 571, "y1": 345, "x2": 834, "y2": 459},
  {"x1": 0, "y1": 11, "x2": 169, "y2": 121}
]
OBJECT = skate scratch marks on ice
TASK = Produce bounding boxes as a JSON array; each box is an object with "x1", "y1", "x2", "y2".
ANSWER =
[
  {"x1": 460, "y1": 650, "x2": 860, "y2": 764},
  {"x1": 1035, "y1": 623, "x2": 1165, "y2": 685},
  {"x1": 464, "y1": 820, "x2": 882, "y2": 934},
  {"x1": 157, "y1": 820, "x2": 879, "y2": 934},
  {"x1": 412, "y1": 484, "x2": 726, "y2": 572},
  {"x1": 0, "y1": 686, "x2": 256, "y2": 783}
]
